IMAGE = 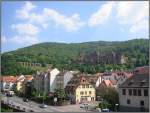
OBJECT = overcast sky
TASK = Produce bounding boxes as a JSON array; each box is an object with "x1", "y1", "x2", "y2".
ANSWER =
[{"x1": 2, "y1": 1, "x2": 149, "y2": 52}]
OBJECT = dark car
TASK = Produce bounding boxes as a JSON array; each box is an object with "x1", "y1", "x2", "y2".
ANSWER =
[
  {"x1": 23, "y1": 108, "x2": 26, "y2": 111},
  {"x1": 23, "y1": 98, "x2": 29, "y2": 102},
  {"x1": 29, "y1": 110, "x2": 34, "y2": 112}
]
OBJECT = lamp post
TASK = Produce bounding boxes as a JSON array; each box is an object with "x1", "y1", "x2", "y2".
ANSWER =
[{"x1": 115, "y1": 103, "x2": 119, "y2": 112}]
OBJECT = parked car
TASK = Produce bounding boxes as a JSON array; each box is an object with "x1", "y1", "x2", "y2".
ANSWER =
[
  {"x1": 102, "y1": 108, "x2": 110, "y2": 112},
  {"x1": 23, "y1": 108, "x2": 26, "y2": 111},
  {"x1": 39, "y1": 104, "x2": 47, "y2": 108},
  {"x1": 6, "y1": 91, "x2": 14, "y2": 97},
  {"x1": 23, "y1": 98, "x2": 29, "y2": 102},
  {"x1": 80, "y1": 103, "x2": 88, "y2": 109}
]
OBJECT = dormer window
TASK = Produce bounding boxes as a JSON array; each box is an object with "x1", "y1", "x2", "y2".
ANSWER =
[
  {"x1": 128, "y1": 80, "x2": 134, "y2": 86},
  {"x1": 140, "y1": 80, "x2": 146, "y2": 86}
]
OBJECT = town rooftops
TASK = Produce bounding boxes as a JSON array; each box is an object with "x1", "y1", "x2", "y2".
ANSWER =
[
  {"x1": 65, "y1": 74, "x2": 96, "y2": 91},
  {"x1": 119, "y1": 73, "x2": 149, "y2": 88},
  {"x1": 104, "y1": 80, "x2": 113, "y2": 87},
  {"x1": 1, "y1": 76, "x2": 18, "y2": 83},
  {"x1": 134, "y1": 66, "x2": 149, "y2": 74}
]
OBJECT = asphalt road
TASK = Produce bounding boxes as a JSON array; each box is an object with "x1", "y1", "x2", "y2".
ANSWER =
[{"x1": 1, "y1": 94, "x2": 87, "y2": 112}]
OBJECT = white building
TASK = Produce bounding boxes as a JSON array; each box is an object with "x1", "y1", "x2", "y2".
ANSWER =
[
  {"x1": 119, "y1": 73, "x2": 149, "y2": 112},
  {"x1": 33, "y1": 68, "x2": 60, "y2": 95}
]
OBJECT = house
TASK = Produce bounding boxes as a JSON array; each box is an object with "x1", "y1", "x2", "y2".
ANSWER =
[
  {"x1": 22, "y1": 75, "x2": 34, "y2": 94},
  {"x1": 33, "y1": 68, "x2": 60, "y2": 95},
  {"x1": 16, "y1": 75, "x2": 26, "y2": 91},
  {"x1": 1, "y1": 76, "x2": 18, "y2": 92},
  {"x1": 134, "y1": 66, "x2": 149, "y2": 74},
  {"x1": 96, "y1": 80, "x2": 114, "y2": 100},
  {"x1": 118, "y1": 73, "x2": 149, "y2": 112},
  {"x1": 95, "y1": 73, "x2": 103, "y2": 87},
  {"x1": 56, "y1": 72, "x2": 64, "y2": 89},
  {"x1": 56, "y1": 71, "x2": 74, "y2": 89},
  {"x1": 65, "y1": 74, "x2": 96, "y2": 104},
  {"x1": 102, "y1": 71, "x2": 133, "y2": 88}
]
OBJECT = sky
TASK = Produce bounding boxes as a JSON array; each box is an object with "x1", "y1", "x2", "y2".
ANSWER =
[{"x1": 1, "y1": 1, "x2": 149, "y2": 52}]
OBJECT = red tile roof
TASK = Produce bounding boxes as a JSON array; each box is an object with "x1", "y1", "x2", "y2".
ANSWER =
[
  {"x1": 1, "y1": 76, "x2": 18, "y2": 83},
  {"x1": 103, "y1": 80, "x2": 113, "y2": 87}
]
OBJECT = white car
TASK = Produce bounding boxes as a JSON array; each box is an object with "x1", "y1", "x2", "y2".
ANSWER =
[
  {"x1": 102, "y1": 108, "x2": 110, "y2": 112},
  {"x1": 80, "y1": 103, "x2": 88, "y2": 109},
  {"x1": 39, "y1": 104, "x2": 48, "y2": 108}
]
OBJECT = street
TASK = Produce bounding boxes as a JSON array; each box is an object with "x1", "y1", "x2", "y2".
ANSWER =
[{"x1": 1, "y1": 95, "x2": 89, "y2": 112}]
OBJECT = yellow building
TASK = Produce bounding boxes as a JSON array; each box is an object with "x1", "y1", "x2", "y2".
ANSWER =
[{"x1": 65, "y1": 74, "x2": 96, "y2": 103}]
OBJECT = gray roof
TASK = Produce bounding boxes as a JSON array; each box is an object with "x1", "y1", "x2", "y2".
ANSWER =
[{"x1": 119, "y1": 73, "x2": 149, "y2": 88}]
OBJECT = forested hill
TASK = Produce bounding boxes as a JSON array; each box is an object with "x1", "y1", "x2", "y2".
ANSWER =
[{"x1": 1, "y1": 39, "x2": 149, "y2": 75}]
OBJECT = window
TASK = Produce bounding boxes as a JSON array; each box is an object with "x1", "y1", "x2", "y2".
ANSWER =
[
  {"x1": 90, "y1": 85, "x2": 92, "y2": 88},
  {"x1": 129, "y1": 89, "x2": 132, "y2": 95},
  {"x1": 80, "y1": 91, "x2": 84, "y2": 95},
  {"x1": 86, "y1": 85, "x2": 89, "y2": 88},
  {"x1": 133, "y1": 89, "x2": 137, "y2": 96},
  {"x1": 138, "y1": 89, "x2": 141, "y2": 96},
  {"x1": 82, "y1": 85, "x2": 85, "y2": 88},
  {"x1": 140, "y1": 100, "x2": 144, "y2": 106},
  {"x1": 91, "y1": 97, "x2": 94, "y2": 101},
  {"x1": 127, "y1": 99, "x2": 130, "y2": 104},
  {"x1": 144, "y1": 89, "x2": 148, "y2": 96},
  {"x1": 89, "y1": 91, "x2": 92, "y2": 95},
  {"x1": 122, "y1": 89, "x2": 126, "y2": 95},
  {"x1": 85, "y1": 91, "x2": 87, "y2": 95}
]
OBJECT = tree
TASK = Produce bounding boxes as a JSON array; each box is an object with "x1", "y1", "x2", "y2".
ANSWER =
[
  {"x1": 54, "y1": 88, "x2": 66, "y2": 101},
  {"x1": 98, "y1": 87, "x2": 119, "y2": 111}
]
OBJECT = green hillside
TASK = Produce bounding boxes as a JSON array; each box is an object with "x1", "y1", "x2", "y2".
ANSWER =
[{"x1": 1, "y1": 39, "x2": 149, "y2": 75}]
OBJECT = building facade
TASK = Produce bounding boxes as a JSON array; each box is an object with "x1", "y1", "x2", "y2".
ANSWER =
[
  {"x1": 119, "y1": 73, "x2": 149, "y2": 112},
  {"x1": 33, "y1": 68, "x2": 60, "y2": 95},
  {"x1": 65, "y1": 74, "x2": 96, "y2": 104}
]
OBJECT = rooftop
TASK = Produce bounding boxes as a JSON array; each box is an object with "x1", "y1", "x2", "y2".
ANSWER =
[{"x1": 119, "y1": 73, "x2": 149, "y2": 88}]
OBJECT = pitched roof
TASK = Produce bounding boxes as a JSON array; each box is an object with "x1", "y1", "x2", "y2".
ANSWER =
[
  {"x1": 102, "y1": 80, "x2": 113, "y2": 87},
  {"x1": 134, "y1": 66, "x2": 149, "y2": 74},
  {"x1": 82, "y1": 75, "x2": 99, "y2": 87},
  {"x1": 119, "y1": 73, "x2": 149, "y2": 88},
  {"x1": 65, "y1": 74, "x2": 96, "y2": 91}
]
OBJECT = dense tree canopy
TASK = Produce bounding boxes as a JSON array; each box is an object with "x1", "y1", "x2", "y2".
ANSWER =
[{"x1": 1, "y1": 39, "x2": 149, "y2": 75}]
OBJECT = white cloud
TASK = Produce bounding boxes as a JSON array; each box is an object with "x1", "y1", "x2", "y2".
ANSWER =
[
  {"x1": 42, "y1": 8, "x2": 85, "y2": 31},
  {"x1": 10, "y1": 23, "x2": 40, "y2": 44},
  {"x1": 16, "y1": 1, "x2": 36, "y2": 19},
  {"x1": 116, "y1": 1, "x2": 149, "y2": 32},
  {"x1": 9, "y1": 35, "x2": 39, "y2": 44},
  {"x1": 88, "y1": 2, "x2": 115, "y2": 27},
  {"x1": 130, "y1": 20, "x2": 148, "y2": 33},
  {"x1": 15, "y1": 2, "x2": 85, "y2": 32},
  {"x1": 11, "y1": 23, "x2": 40, "y2": 36}
]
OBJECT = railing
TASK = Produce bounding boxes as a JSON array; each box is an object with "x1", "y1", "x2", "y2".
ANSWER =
[{"x1": 1, "y1": 100, "x2": 34, "y2": 112}]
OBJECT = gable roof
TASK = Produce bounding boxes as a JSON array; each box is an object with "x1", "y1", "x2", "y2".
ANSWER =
[
  {"x1": 104, "y1": 80, "x2": 113, "y2": 87},
  {"x1": 65, "y1": 74, "x2": 96, "y2": 91},
  {"x1": 119, "y1": 73, "x2": 149, "y2": 88}
]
